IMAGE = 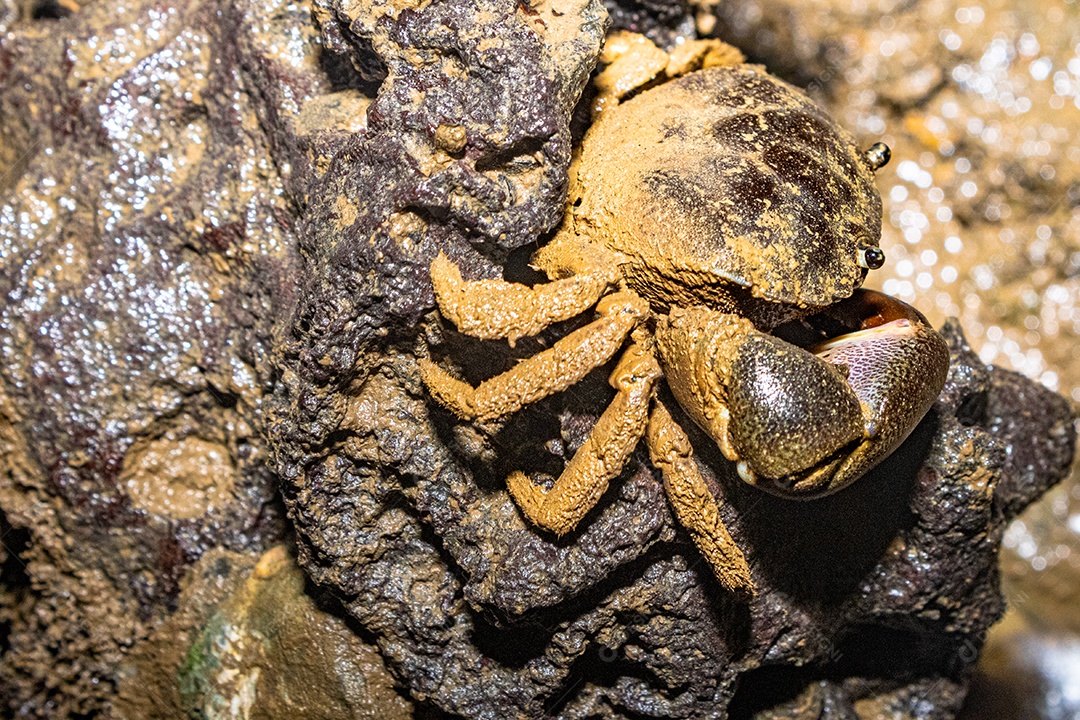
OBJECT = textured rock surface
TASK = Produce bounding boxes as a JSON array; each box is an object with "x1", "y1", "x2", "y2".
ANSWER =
[
  {"x1": 0, "y1": 0, "x2": 308, "y2": 710},
  {"x1": 0, "y1": 0, "x2": 607, "y2": 713},
  {"x1": 113, "y1": 544, "x2": 414, "y2": 719}
]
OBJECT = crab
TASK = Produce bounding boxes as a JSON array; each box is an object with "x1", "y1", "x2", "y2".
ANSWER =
[{"x1": 418, "y1": 33, "x2": 950, "y2": 595}]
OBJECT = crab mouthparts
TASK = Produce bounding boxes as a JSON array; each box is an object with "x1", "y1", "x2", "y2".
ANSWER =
[
  {"x1": 810, "y1": 318, "x2": 915, "y2": 356},
  {"x1": 817, "y1": 288, "x2": 933, "y2": 336}
]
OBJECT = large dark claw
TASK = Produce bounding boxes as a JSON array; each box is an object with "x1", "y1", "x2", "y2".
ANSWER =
[{"x1": 747, "y1": 291, "x2": 950, "y2": 497}]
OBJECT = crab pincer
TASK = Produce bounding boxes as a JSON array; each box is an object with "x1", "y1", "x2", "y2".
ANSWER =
[{"x1": 657, "y1": 291, "x2": 949, "y2": 499}]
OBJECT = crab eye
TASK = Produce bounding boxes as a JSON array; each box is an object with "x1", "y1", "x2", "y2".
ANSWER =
[
  {"x1": 864, "y1": 142, "x2": 891, "y2": 171},
  {"x1": 859, "y1": 246, "x2": 886, "y2": 270}
]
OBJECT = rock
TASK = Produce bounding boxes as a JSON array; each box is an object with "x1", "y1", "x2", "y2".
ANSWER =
[
  {"x1": 0, "y1": 0, "x2": 608, "y2": 712},
  {"x1": 602, "y1": 0, "x2": 697, "y2": 48},
  {"x1": 114, "y1": 545, "x2": 413, "y2": 719},
  {"x1": 0, "y1": 0, "x2": 320, "y2": 710},
  {"x1": 276, "y1": 0, "x2": 609, "y2": 395}
]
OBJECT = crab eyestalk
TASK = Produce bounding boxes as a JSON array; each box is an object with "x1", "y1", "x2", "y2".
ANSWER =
[
  {"x1": 858, "y1": 245, "x2": 886, "y2": 270},
  {"x1": 864, "y1": 142, "x2": 891, "y2": 170}
]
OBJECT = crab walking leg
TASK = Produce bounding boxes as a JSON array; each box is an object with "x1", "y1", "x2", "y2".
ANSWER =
[
  {"x1": 645, "y1": 400, "x2": 755, "y2": 595},
  {"x1": 430, "y1": 252, "x2": 621, "y2": 345},
  {"x1": 419, "y1": 291, "x2": 649, "y2": 422},
  {"x1": 506, "y1": 342, "x2": 662, "y2": 535}
]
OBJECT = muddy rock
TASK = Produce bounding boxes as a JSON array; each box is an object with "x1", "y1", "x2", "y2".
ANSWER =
[
  {"x1": 0, "y1": 0, "x2": 607, "y2": 712},
  {"x1": 601, "y1": 0, "x2": 696, "y2": 48},
  {"x1": 278, "y1": 0, "x2": 609, "y2": 394},
  {"x1": 113, "y1": 544, "x2": 414, "y2": 719},
  {"x1": 0, "y1": 0, "x2": 326, "y2": 710}
]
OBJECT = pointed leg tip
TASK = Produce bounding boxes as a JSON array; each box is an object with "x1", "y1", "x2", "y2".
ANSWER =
[
  {"x1": 506, "y1": 471, "x2": 578, "y2": 536},
  {"x1": 506, "y1": 470, "x2": 541, "y2": 505},
  {"x1": 417, "y1": 358, "x2": 480, "y2": 420},
  {"x1": 700, "y1": 544, "x2": 756, "y2": 598}
]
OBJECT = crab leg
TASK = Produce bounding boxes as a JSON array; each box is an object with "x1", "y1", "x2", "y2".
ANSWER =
[
  {"x1": 506, "y1": 342, "x2": 661, "y2": 535},
  {"x1": 419, "y1": 291, "x2": 649, "y2": 422},
  {"x1": 646, "y1": 400, "x2": 755, "y2": 595},
  {"x1": 430, "y1": 251, "x2": 621, "y2": 345}
]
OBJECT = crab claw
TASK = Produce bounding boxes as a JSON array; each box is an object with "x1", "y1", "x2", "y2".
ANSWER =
[
  {"x1": 655, "y1": 292, "x2": 949, "y2": 499},
  {"x1": 731, "y1": 291, "x2": 950, "y2": 497}
]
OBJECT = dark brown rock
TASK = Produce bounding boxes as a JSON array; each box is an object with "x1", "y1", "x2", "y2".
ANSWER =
[
  {"x1": 0, "y1": 0, "x2": 322, "y2": 711},
  {"x1": 0, "y1": 0, "x2": 609, "y2": 714},
  {"x1": 602, "y1": 0, "x2": 696, "y2": 48}
]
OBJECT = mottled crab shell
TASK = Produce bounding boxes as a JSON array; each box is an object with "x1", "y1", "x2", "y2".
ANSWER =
[{"x1": 572, "y1": 65, "x2": 883, "y2": 316}]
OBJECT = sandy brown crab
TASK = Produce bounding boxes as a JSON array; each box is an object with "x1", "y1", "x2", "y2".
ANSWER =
[{"x1": 419, "y1": 34, "x2": 950, "y2": 594}]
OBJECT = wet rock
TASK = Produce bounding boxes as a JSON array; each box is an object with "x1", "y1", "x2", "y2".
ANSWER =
[
  {"x1": 1, "y1": 0, "x2": 608, "y2": 713},
  {"x1": 602, "y1": 0, "x2": 696, "y2": 49},
  {"x1": 277, "y1": 0, "x2": 609, "y2": 394},
  {"x1": 114, "y1": 545, "x2": 413, "y2": 719},
  {"x1": 283, "y1": 297, "x2": 1072, "y2": 717},
  {"x1": 0, "y1": 0, "x2": 326, "y2": 710}
]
